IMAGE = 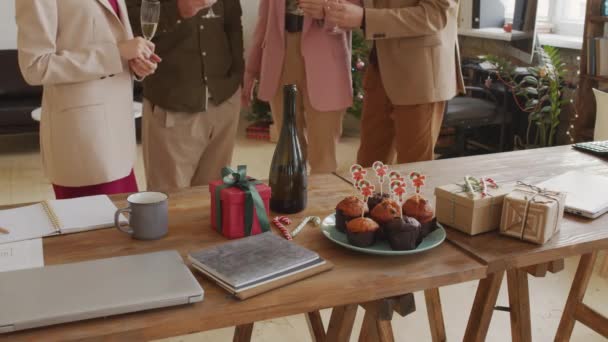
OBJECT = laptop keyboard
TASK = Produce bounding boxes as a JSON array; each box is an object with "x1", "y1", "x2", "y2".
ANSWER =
[{"x1": 573, "y1": 141, "x2": 608, "y2": 156}]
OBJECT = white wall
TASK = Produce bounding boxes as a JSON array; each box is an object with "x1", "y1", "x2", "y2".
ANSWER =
[
  {"x1": 0, "y1": 1, "x2": 259, "y2": 51},
  {"x1": 0, "y1": 1, "x2": 17, "y2": 50}
]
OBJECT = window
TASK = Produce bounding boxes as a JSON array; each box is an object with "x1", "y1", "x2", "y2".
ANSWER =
[{"x1": 501, "y1": 0, "x2": 586, "y2": 37}]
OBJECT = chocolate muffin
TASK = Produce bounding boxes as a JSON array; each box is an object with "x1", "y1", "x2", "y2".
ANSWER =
[
  {"x1": 335, "y1": 196, "x2": 369, "y2": 233},
  {"x1": 417, "y1": 217, "x2": 438, "y2": 245},
  {"x1": 370, "y1": 199, "x2": 401, "y2": 240},
  {"x1": 367, "y1": 192, "x2": 391, "y2": 212},
  {"x1": 402, "y1": 195, "x2": 434, "y2": 225},
  {"x1": 385, "y1": 216, "x2": 422, "y2": 251},
  {"x1": 346, "y1": 217, "x2": 379, "y2": 247}
]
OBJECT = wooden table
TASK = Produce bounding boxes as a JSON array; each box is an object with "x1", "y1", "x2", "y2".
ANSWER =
[
  {"x1": 337, "y1": 145, "x2": 608, "y2": 341},
  {"x1": 1, "y1": 174, "x2": 486, "y2": 342}
]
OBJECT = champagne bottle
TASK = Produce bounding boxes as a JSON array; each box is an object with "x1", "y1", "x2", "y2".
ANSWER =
[{"x1": 269, "y1": 85, "x2": 307, "y2": 214}]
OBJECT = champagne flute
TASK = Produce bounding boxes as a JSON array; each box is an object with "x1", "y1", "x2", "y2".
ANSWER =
[
  {"x1": 327, "y1": 0, "x2": 344, "y2": 34},
  {"x1": 140, "y1": 0, "x2": 160, "y2": 40},
  {"x1": 203, "y1": 0, "x2": 220, "y2": 19}
]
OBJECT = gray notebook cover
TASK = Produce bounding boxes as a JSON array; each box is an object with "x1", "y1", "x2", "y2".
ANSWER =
[{"x1": 188, "y1": 232, "x2": 319, "y2": 288}]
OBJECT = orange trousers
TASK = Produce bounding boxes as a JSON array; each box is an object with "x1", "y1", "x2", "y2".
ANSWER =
[{"x1": 357, "y1": 65, "x2": 445, "y2": 167}]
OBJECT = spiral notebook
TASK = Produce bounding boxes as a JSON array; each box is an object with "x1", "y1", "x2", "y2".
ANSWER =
[{"x1": 0, "y1": 195, "x2": 127, "y2": 245}]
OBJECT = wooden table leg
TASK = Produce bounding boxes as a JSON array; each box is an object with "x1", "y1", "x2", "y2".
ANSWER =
[
  {"x1": 359, "y1": 310, "x2": 380, "y2": 342},
  {"x1": 464, "y1": 271, "x2": 505, "y2": 342},
  {"x1": 306, "y1": 311, "x2": 326, "y2": 342},
  {"x1": 326, "y1": 304, "x2": 358, "y2": 342},
  {"x1": 506, "y1": 269, "x2": 532, "y2": 342},
  {"x1": 425, "y1": 288, "x2": 446, "y2": 342},
  {"x1": 376, "y1": 319, "x2": 395, "y2": 342},
  {"x1": 233, "y1": 323, "x2": 254, "y2": 342},
  {"x1": 555, "y1": 252, "x2": 602, "y2": 341},
  {"x1": 600, "y1": 252, "x2": 608, "y2": 279}
]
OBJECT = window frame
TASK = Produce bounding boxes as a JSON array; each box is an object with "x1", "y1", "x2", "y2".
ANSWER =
[{"x1": 503, "y1": 0, "x2": 586, "y2": 37}]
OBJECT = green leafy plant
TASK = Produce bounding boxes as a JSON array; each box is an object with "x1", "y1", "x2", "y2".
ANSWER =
[{"x1": 484, "y1": 46, "x2": 569, "y2": 147}]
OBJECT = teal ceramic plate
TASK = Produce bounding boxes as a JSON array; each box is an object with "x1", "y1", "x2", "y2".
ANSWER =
[{"x1": 321, "y1": 214, "x2": 446, "y2": 256}]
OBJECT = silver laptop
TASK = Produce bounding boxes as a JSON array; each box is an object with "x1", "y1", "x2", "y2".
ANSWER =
[
  {"x1": 537, "y1": 171, "x2": 608, "y2": 219},
  {"x1": 0, "y1": 250, "x2": 204, "y2": 333}
]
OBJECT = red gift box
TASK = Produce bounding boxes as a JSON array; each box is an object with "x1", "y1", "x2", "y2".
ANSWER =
[{"x1": 209, "y1": 180, "x2": 271, "y2": 239}]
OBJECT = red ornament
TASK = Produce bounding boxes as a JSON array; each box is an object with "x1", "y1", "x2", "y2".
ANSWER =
[{"x1": 355, "y1": 58, "x2": 365, "y2": 70}]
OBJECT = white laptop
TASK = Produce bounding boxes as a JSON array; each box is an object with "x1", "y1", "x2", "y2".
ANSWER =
[
  {"x1": 0, "y1": 250, "x2": 204, "y2": 333},
  {"x1": 537, "y1": 171, "x2": 608, "y2": 219}
]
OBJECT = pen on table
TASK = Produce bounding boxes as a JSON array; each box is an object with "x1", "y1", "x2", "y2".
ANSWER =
[{"x1": 0, "y1": 227, "x2": 9, "y2": 235}]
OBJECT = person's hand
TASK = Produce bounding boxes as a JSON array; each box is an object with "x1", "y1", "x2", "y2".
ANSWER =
[
  {"x1": 241, "y1": 73, "x2": 256, "y2": 108},
  {"x1": 118, "y1": 37, "x2": 155, "y2": 61},
  {"x1": 298, "y1": 0, "x2": 326, "y2": 20},
  {"x1": 325, "y1": 1, "x2": 364, "y2": 29},
  {"x1": 129, "y1": 54, "x2": 161, "y2": 78},
  {"x1": 177, "y1": 0, "x2": 217, "y2": 18}
]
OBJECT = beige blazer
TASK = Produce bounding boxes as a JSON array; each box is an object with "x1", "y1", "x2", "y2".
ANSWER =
[
  {"x1": 16, "y1": 0, "x2": 136, "y2": 187},
  {"x1": 364, "y1": 0, "x2": 465, "y2": 105}
]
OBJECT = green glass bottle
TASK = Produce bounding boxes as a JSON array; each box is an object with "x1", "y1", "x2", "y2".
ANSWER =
[{"x1": 269, "y1": 85, "x2": 308, "y2": 214}]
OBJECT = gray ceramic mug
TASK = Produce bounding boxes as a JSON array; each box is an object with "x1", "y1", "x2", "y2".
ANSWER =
[{"x1": 114, "y1": 192, "x2": 169, "y2": 240}]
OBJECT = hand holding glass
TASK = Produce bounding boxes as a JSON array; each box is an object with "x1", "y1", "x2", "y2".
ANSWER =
[
  {"x1": 327, "y1": 0, "x2": 344, "y2": 34},
  {"x1": 141, "y1": 0, "x2": 160, "y2": 40}
]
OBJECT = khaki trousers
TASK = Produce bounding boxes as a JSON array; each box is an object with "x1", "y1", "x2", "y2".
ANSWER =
[
  {"x1": 142, "y1": 91, "x2": 240, "y2": 193},
  {"x1": 357, "y1": 65, "x2": 445, "y2": 167},
  {"x1": 270, "y1": 32, "x2": 344, "y2": 174}
]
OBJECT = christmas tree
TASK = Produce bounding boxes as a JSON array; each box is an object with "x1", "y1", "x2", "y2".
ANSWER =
[
  {"x1": 247, "y1": 29, "x2": 370, "y2": 123},
  {"x1": 349, "y1": 29, "x2": 370, "y2": 119}
]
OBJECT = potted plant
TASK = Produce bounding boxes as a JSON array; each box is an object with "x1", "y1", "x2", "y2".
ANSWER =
[{"x1": 484, "y1": 46, "x2": 570, "y2": 149}]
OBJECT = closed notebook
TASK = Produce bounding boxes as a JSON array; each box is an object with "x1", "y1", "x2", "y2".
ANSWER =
[
  {"x1": 188, "y1": 232, "x2": 332, "y2": 299},
  {"x1": 0, "y1": 195, "x2": 127, "y2": 245}
]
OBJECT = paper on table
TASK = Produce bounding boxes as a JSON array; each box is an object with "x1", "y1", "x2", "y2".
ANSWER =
[
  {"x1": 0, "y1": 239, "x2": 44, "y2": 273},
  {"x1": 0, "y1": 195, "x2": 127, "y2": 245},
  {"x1": 0, "y1": 204, "x2": 55, "y2": 245}
]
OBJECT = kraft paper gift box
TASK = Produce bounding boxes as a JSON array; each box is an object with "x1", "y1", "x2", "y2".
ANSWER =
[
  {"x1": 210, "y1": 166, "x2": 271, "y2": 240},
  {"x1": 435, "y1": 183, "x2": 510, "y2": 235},
  {"x1": 499, "y1": 184, "x2": 566, "y2": 244}
]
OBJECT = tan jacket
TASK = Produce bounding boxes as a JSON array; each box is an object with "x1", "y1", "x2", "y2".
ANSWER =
[
  {"x1": 16, "y1": 0, "x2": 137, "y2": 187},
  {"x1": 364, "y1": 0, "x2": 465, "y2": 105}
]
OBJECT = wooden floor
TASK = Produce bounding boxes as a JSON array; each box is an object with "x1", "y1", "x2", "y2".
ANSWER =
[{"x1": 0, "y1": 118, "x2": 607, "y2": 341}]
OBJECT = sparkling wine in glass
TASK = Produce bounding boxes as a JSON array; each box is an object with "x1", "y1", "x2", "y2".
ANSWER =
[
  {"x1": 203, "y1": 1, "x2": 220, "y2": 19},
  {"x1": 328, "y1": 0, "x2": 344, "y2": 34},
  {"x1": 140, "y1": 0, "x2": 160, "y2": 40}
]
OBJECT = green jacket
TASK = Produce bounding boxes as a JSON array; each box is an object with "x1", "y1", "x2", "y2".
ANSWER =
[{"x1": 126, "y1": 0, "x2": 244, "y2": 112}]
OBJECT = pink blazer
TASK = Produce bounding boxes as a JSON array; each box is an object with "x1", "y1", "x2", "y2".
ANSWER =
[{"x1": 246, "y1": 0, "x2": 355, "y2": 112}]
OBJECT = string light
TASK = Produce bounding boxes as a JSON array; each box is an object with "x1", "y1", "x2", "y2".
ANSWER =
[{"x1": 566, "y1": 55, "x2": 582, "y2": 144}]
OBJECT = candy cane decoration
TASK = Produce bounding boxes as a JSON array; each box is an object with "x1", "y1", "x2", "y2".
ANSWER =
[
  {"x1": 485, "y1": 177, "x2": 498, "y2": 189},
  {"x1": 358, "y1": 180, "x2": 375, "y2": 218},
  {"x1": 390, "y1": 180, "x2": 407, "y2": 218},
  {"x1": 480, "y1": 177, "x2": 488, "y2": 198},
  {"x1": 350, "y1": 164, "x2": 367, "y2": 189},
  {"x1": 464, "y1": 176, "x2": 475, "y2": 197},
  {"x1": 272, "y1": 216, "x2": 292, "y2": 240},
  {"x1": 291, "y1": 216, "x2": 322, "y2": 238},
  {"x1": 410, "y1": 172, "x2": 426, "y2": 194},
  {"x1": 373, "y1": 161, "x2": 388, "y2": 195},
  {"x1": 389, "y1": 170, "x2": 404, "y2": 182}
]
